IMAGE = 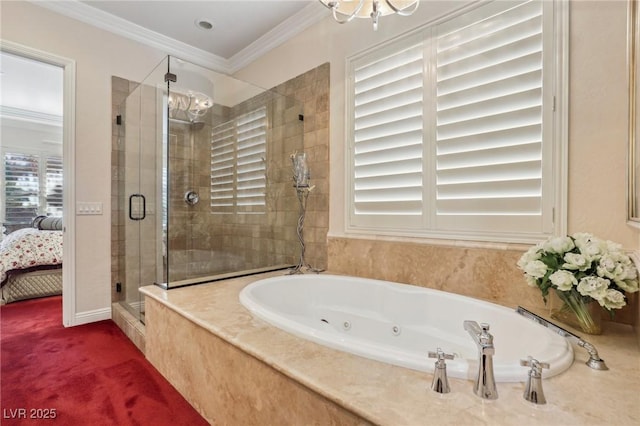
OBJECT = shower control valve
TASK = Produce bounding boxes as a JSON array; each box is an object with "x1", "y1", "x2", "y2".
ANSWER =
[{"x1": 184, "y1": 190, "x2": 200, "y2": 206}]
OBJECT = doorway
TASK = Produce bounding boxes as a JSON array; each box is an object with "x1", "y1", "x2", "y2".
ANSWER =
[{"x1": 0, "y1": 41, "x2": 76, "y2": 326}]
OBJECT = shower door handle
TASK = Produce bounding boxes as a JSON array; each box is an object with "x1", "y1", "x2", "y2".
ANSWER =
[{"x1": 128, "y1": 194, "x2": 146, "y2": 221}]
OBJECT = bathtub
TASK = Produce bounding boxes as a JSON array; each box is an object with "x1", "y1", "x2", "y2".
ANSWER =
[{"x1": 239, "y1": 274, "x2": 574, "y2": 382}]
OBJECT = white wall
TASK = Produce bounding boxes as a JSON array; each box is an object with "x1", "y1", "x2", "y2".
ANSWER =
[
  {"x1": 235, "y1": 0, "x2": 640, "y2": 251},
  {"x1": 1, "y1": 1, "x2": 166, "y2": 316}
]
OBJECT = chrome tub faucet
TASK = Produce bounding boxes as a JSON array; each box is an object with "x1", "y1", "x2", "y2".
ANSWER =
[{"x1": 463, "y1": 320, "x2": 498, "y2": 400}]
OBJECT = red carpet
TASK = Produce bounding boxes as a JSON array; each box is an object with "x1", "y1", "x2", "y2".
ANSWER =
[{"x1": 1, "y1": 296, "x2": 208, "y2": 425}]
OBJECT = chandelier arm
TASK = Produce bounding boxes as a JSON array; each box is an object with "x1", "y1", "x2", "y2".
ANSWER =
[
  {"x1": 321, "y1": 0, "x2": 366, "y2": 24},
  {"x1": 383, "y1": 0, "x2": 419, "y2": 17}
]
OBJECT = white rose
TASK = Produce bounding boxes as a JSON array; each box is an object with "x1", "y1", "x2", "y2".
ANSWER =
[
  {"x1": 572, "y1": 233, "x2": 605, "y2": 262},
  {"x1": 596, "y1": 254, "x2": 625, "y2": 281},
  {"x1": 599, "y1": 289, "x2": 626, "y2": 310},
  {"x1": 563, "y1": 253, "x2": 591, "y2": 271},
  {"x1": 572, "y1": 232, "x2": 594, "y2": 249},
  {"x1": 525, "y1": 275, "x2": 539, "y2": 287},
  {"x1": 517, "y1": 246, "x2": 542, "y2": 270},
  {"x1": 576, "y1": 276, "x2": 610, "y2": 301},
  {"x1": 605, "y1": 240, "x2": 623, "y2": 253},
  {"x1": 582, "y1": 241, "x2": 605, "y2": 262},
  {"x1": 542, "y1": 236, "x2": 574, "y2": 255},
  {"x1": 617, "y1": 278, "x2": 639, "y2": 293},
  {"x1": 524, "y1": 260, "x2": 548, "y2": 279},
  {"x1": 549, "y1": 270, "x2": 577, "y2": 291}
]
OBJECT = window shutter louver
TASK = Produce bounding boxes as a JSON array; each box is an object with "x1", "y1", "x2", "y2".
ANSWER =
[
  {"x1": 434, "y1": 0, "x2": 547, "y2": 232},
  {"x1": 45, "y1": 156, "x2": 63, "y2": 216},
  {"x1": 236, "y1": 107, "x2": 267, "y2": 213},
  {"x1": 211, "y1": 121, "x2": 236, "y2": 213},
  {"x1": 211, "y1": 107, "x2": 267, "y2": 214},
  {"x1": 4, "y1": 153, "x2": 40, "y2": 225},
  {"x1": 351, "y1": 42, "x2": 425, "y2": 227}
]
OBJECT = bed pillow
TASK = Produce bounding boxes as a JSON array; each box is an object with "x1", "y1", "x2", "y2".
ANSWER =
[{"x1": 32, "y1": 216, "x2": 63, "y2": 231}]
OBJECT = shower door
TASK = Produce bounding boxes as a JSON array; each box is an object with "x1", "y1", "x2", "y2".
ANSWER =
[{"x1": 121, "y1": 58, "x2": 168, "y2": 321}]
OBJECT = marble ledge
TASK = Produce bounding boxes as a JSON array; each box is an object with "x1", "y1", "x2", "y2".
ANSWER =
[{"x1": 140, "y1": 272, "x2": 640, "y2": 426}]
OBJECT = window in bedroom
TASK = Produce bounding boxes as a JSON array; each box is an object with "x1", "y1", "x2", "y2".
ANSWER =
[
  {"x1": 346, "y1": 0, "x2": 566, "y2": 243},
  {"x1": 2, "y1": 152, "x2": 63, "y2": 228},
  {"x1": 210, "y1": 106, "x2": 267, "y2": 214}
]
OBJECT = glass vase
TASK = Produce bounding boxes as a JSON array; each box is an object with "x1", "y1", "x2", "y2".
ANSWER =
[{"x1": 551, "y1": 289, "x2": 602, "y2": 335}]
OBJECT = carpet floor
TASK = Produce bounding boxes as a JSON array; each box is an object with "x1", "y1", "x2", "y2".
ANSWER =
[{"x1": 1, "y1": 296, "x2": 208, "y2": 425}]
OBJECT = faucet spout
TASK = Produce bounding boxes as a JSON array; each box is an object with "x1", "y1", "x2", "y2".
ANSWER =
[{"x1": 464, "y1": 320, "x2": 498, "y2": 400}]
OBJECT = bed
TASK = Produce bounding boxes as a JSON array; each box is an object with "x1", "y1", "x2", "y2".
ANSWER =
[{"x1": 0, "y1": 217, "x2": 63, "y2": 304}]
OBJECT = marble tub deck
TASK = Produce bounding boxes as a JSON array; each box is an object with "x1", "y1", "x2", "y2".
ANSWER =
[{"x1": 141, "y1": 272, "x2": 640, "y2": 425}]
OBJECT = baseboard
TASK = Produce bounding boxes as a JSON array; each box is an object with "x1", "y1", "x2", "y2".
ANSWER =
[{"x1": 72, "y1": 307, "x2": 112, "y2": 326}]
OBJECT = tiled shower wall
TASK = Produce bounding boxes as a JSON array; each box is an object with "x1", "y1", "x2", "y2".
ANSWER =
[
  {"x1": 111, "y1": 63, "x2": 330, "y2": 301},
  {"x1": 202, "y1": 63, "x2": 331, "y2": 274},
  {"x1": 111, "y1": 76, "x2": 133, "y2": 303},
  {"x1": 272, "y1": 63, "x2": 330, "y2": 270},
  {"x1": 191, "y1": 92, "x2": 304, "y2": 277}
]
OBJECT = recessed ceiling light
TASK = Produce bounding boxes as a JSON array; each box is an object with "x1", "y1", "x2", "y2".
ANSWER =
[{"x1": 195, "y1": 19, "x2": 214, "y2": 31}]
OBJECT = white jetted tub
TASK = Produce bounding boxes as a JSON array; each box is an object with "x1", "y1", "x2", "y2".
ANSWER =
[{"x1": 239, "y1": 274, "x2": 574, "y2": 382}]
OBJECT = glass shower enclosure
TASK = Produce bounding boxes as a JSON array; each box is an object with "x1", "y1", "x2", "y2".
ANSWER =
[{"x1": 118, "y1": 56, "x2": 304, "y2": 322}]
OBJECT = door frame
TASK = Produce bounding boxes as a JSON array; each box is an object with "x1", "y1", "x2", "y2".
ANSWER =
[{"x1": 1, "y1": 40, "x2": 77, "y2": 326}]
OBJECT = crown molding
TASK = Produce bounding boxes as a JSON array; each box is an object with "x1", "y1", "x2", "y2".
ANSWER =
[
  {"x1": 227, "y1": 2, "x2": 328, "y2": 73},
  {"x1": 0, "y1": 105, "x2": 63, "y2": 127},
  {"x1": 28, "y1": 0, "x2": 327, "y2": 75}
]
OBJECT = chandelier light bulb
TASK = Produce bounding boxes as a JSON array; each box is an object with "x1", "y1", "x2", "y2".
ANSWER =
[{"x1": 319, "y1": 0, "x2": 419, "y2": 30}]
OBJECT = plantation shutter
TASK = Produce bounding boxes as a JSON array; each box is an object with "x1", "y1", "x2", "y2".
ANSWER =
[
  {"x1": 236, "y1": 107, "x2": 266, "y2": 213},
  {"x1": 346, "y1": 0, "x2": 560, "y2": 241},
  {"x1": 434, "y1": 0, "x2": 550, "y2": 233},
  {"x1": 211, "y1": 107, "x2": 267, "y2": 214},
  {"x1": 211, "y1": 120, "x2": 236, "y2": 213},
  {"x1": 4, "y1": 153, "x2": 40, "y2": 226},
  {"x1": 45, "y1": 156, "x2": 63, "y2": 216},
  {"x1": 350, "y1": 38, "x2": 425, "y2": 229}
]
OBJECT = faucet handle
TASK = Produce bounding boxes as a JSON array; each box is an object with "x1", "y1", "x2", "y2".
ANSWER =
[
  {"x1": 428, "y1": 348, "x2": 455, "y2": 361},
  {"x1": 520, "y1": 356, "x2": 550, "y2": 405},
  {"x1": 520, "y1": 356, "x2": 550, "y2": 376},
  {"x1": 428, "y1": 348, "x2": 454, "y2": 394}
]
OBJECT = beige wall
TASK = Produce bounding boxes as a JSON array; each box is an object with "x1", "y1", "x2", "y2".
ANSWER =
[
  {"x1": 1, "y1": 1, "x2": 166, "y2": 315},
  {"x1": 236, "y1": 0, "x2": 639, "y2": 251}
]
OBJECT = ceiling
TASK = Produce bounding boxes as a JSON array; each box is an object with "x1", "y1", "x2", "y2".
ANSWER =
[
  {"x1": 81, "y1": 1, "x2": 316, "y2": 59},
  {"x1": 37, "y1": 0, "x2": 327, "y2": 73}
]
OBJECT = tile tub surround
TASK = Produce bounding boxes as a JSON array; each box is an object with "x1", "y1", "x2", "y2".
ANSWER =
[
  {"x1": 141, "y1": 272, "x2": 640, "y2": 425},
  {"x1": 328, "y1": 236, "x2": 638, "y2": 326}
]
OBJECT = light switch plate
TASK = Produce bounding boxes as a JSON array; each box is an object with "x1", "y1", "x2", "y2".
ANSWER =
[{"x1": 76, "y1": 202, "x2": 103, "y2": 215}]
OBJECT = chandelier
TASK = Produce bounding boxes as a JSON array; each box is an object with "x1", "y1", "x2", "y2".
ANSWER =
[
  {"x1": 168, "y1": 91, "x2": 213, "y2": 122},
  {"x1": 319, "y1": 0, "x2": 419, "y2": 31}
]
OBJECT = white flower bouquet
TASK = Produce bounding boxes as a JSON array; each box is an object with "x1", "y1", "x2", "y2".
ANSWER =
[{"x1": 517, "y1": 233, "x2": 639, "y2": 333}]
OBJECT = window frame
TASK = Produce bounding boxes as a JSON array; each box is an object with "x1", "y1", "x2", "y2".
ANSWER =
[{"x1": 345, "y1": 0, "x2": 568, "y2": 244}]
